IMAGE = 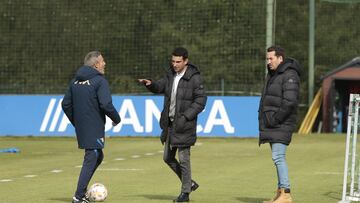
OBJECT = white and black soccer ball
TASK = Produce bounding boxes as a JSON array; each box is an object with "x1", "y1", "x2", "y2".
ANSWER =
[{"x1": 87, "y1": 183, "x2": 108, "y2": 202}]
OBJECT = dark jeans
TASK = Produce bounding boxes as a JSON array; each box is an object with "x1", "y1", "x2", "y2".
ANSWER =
[
  {"x1": 75, "y1": 149, "x2": 104, "y2": 199},
  {"x1": 163, "y1": 126, "x2": 192, "y2": 193}
]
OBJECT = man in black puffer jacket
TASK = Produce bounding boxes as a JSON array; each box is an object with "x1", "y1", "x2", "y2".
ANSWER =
[
  {"x1": 62, "y1": 51, "x2": 121, "y2": 203},
  {"x1": 138, "y1": 47, "x2": 207, "y2": 202},
  {"x1": 259, "y1": 46, "x2": 301, "y2": 203}
]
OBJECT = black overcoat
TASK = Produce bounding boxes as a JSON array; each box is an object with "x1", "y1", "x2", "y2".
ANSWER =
[
  {"x1": 258, "y1": 58, "x2": 301, "y2": 145},
  {"x1": 147, "y1": 64, "x2": 207, "y2": 147}
]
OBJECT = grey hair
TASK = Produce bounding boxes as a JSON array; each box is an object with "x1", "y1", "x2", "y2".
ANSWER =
[{"x1": 84, "y1": 51, "x2": 101, "y2": 67}]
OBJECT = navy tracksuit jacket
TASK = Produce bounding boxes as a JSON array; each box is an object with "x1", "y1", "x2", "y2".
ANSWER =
[
  {"x1": 62, "y1": 65, "x2": 121, "y2": 199},
  {"x1": 62, "y1": 65, "x2": 121, "y2": 149}
]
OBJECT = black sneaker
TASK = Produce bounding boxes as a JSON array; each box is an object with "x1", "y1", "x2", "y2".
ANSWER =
[
  {"x1": 72, "y1": 196, "x2": 90, "y2": 203},
  {"x1": 191, "y1": 180, "x2": 199, "y2": 192},
  {"x1": 173, "y1": 192, "x2": 189, "y2": 202}
]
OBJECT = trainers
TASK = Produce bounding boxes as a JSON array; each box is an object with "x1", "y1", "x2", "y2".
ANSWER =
[
  {"x1": 191, "y1": 180, "x2": 199, "y2": 192},
  {"x1": 173, "y1": 192, "x2": 189, "y2": 202},
  {"x1": 72, "y1": 196, "x2": 90, "y2": 203}
]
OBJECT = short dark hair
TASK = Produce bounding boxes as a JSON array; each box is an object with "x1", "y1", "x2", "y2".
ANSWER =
[
  {"x1": 267, "y1": 45, "x2": 285, "y2": 59},
  {"x1": 172, "y1": 47, "x2": 188, "y2": 59}
]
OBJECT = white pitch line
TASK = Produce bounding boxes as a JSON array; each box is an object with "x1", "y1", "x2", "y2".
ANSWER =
[
  {"x1": 145, "y1": 153, "x2": 154, "y2": 156},
  {"x1": 195, "y1": 142, "x2": 203, "y2": 146},
  {"x1": 131, "y1": 155, "x2": 140, "y2": 158},
  {"x1": 98, "y1": 168, "x2": 144, "y2": 171},
  {"x1": 24, "y1": 175, "x2": 37, "y2": 178},
  {"x1": 158, "y1": 150, "x2": 164, "y2": 153},
  {"x1": 51, "y1": 169, "x2": 63, "y2": 173},
  {"x1": 239, "y1": 153, "x2": 256, "y2": 157},
  {"x1": 0, "y1": 179, "x2": 13, "y2": 182},
  {"x1": 315, "y1": 171, "x2": 342, "y2": 175},
  {"x1": 114, "y1": 158, "x2": 125, "y2": 161},
  {"x1": 75, "y1": 165, "x2": 82, "y2": 168}
]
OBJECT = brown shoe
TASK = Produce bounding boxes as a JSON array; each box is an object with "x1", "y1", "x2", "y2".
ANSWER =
[
  {"x1": 273, "y1": 188, "x2": 292, "y2": 203},
  {"x1": 263, "y1": 189, "x2": 281, "y2": 203}
]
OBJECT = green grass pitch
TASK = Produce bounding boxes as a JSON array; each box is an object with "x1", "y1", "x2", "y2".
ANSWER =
[{"x1": 0, "y1": 134, "x2": 347, "y2": 202}]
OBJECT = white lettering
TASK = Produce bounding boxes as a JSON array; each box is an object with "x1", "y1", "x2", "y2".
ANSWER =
[
  {"x1": 49, "y1": 99, "x2": 63, "y2": 132},
  {"x1": 145, "y1": 99, "x2": 161, "y2": 132},
  {"x1": 196, "y1": 124, "x2": 203, "y2": 133},
  {"x1": 203, "y1": 100, "x2": 235, "y2": 133},
  {"x1": 74, "y1": 80, "x2": 90, "y2": 85},
  {"x1": 40, "y1": 98, "x2": 57, "y2": 132},
  {"x1": 58, "y1": 114, "x2": 72, "y2": 132},
  {"x1": 112, "y1": 99, "x2": 144, "y2": 133},
  {"x1": 104, "y1": 116, "x2": 113, "y2": 132},
  {"x1": 41, "y1": 98, "x2": 238, "y2": 135}
]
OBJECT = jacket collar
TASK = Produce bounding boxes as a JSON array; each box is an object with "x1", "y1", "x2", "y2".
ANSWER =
[
  {"x1": 167, "y1": 63, "x2": 200, "y2": 80},
  {"x1": 267, "y1": 57, "x2": 301, "y2": 76}
]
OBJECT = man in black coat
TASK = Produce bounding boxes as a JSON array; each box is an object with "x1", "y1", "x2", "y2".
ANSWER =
[
  {"x1": 138, "y1": 47, "x2": 207, "y2": 202},
  {"x1": 62, "y1": 51, "x2": 121, "y2": 203},
  {"x1": 259, "y1": 46, "x2": 301, "y2": 203}
]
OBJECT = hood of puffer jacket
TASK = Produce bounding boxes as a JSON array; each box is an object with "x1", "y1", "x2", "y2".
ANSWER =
[
  {"x1": 167, "y1": 63, "x2": 200, "y2": 79},
  {"x1": 269, "y1": 58, "x2": 302, "y2": 77}
]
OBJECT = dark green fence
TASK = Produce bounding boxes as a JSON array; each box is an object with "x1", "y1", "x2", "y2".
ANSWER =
[{"x1": 1, "y1": 0, "x2": 359, "y2": 104}]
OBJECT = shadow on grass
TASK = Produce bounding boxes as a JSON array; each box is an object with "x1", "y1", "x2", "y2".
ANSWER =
[
  {"x1": 235, "y1": 196, "x2": 267, "y2": 202},
  {"x1": 49, "y1": 197, "x2": 70, "y2": 202},
  {"x1": 139, "y1": 194, "x2": 175, "y2": 200},
  {"x1": 323, "y1": 191, "x2": 341, "y2": 201}
]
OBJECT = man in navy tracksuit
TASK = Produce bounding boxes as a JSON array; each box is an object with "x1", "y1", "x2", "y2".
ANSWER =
[{"x1": 62, "y1": 51, "x2": 121, "y2": 203}]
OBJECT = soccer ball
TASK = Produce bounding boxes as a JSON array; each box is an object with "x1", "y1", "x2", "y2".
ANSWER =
[{"x1": 87, "y1": 183, "x2": 108, "y2": 202}]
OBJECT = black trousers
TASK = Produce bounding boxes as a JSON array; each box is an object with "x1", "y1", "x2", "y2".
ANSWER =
[
  {"x1": 163, "y1": 126, "x2": 192, "y2": 193},
  {"x1": 75, "y1": 149, "x2": 103, "y2": 199}
]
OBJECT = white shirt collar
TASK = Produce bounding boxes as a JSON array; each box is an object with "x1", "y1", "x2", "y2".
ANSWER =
[{"x1": 176, "y1": 66, "x2": 187, "y2": 77}]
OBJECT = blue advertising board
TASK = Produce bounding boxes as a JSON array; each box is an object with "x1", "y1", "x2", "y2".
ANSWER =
[{"x1": 0, "y1": 95, "x2": 260, "y2": 137}]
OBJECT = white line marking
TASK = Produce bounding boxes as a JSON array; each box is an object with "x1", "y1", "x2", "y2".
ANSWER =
[
  {"x1": 158, "y1": 150, "x2": 164, "y2": 153},
  {"x1": 114, "y1": 158, "x2": 125, "y2": 161},
  {"x1": 195, "y1": 142, "x2": 203, "y2": 146},
  {"x1": 315, "y1": 171, "x2": 342, "y2": 175},
  {"x1": 98, "y1": 168, "x2": 144, "y2": 171},
  {"x1": 239, "y1": 153, "x2": 256, "y2": 157},
  {"x1": 145, "y1": 153, "x2": 154, "y2": 156},
  {"x1": 51, "y1": 170, "x2": 63, "y2": 173},
  {"x1": 75, "y1": 165, "x2": 82, "y2": 168},
  {"x1": 24, "y1": 175, "x2": 37, "y2": 178},
  {"x1": 0, "y1": 179, "x2": 13, "y2": 182},
  {"x1": 131, "y1": 155, "x2": 140, "y2": 158}
]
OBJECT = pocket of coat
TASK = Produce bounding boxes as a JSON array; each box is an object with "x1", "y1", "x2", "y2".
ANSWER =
[
  {"x1": 264, "y1": 111, "x2": 276, "y2": 128},
  {"x1": 184, "y1": 119, "x2": 195, "y2": 130},
  {"x1": 175, "y1": 116, "x2": 186, "y2": 133}
]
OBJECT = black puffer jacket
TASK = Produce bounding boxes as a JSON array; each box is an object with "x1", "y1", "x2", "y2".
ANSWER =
[
  {"x1": 147, "y1": 63, "x2": 207, "y2": 147},
  {"x1": 258, "y1": 58, "x2": 301, "y2": 145}
]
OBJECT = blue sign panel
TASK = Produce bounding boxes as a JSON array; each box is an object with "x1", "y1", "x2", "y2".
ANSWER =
[{"x1": 0, "y1": 95, "x2": 260, "y2": 137}]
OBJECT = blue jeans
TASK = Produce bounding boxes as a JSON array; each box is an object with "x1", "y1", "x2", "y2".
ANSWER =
[{"x1": 270, "y1": 143, "x2": 290, "y2": 189}]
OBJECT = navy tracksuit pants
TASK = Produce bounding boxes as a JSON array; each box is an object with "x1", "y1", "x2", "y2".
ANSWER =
[{"x1": 75, "y1": 149, "x2": 104, "y2": 199}]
